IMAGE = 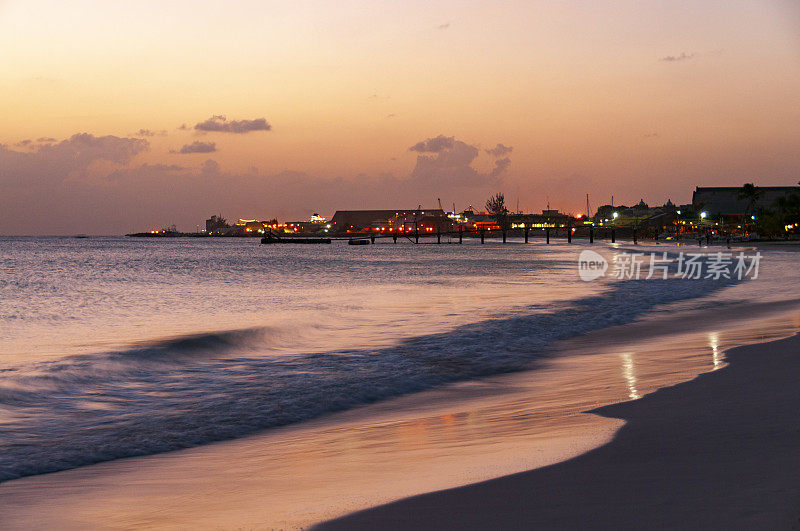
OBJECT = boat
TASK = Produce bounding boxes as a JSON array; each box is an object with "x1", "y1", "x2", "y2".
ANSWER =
[
  {"x1": 260, "y1": 232, "x2": 331, "y2": 244},
  {"x1": 348, "y1": 238, "x2": 371, "y2": 245}
]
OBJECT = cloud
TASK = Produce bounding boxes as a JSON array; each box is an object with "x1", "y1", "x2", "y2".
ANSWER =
[
  {"x1": 105, "y1": 163, "x2": 185, "y2": 181},
  {"x1": 14, "y1": 139, "x2": 32, "y2": 147},
  {"x1": 0, "y1": 133, "x2": 148, "y2": 188},
  {"x1": 438, "y1": 22, "x2": 450, "y2": 30},
  {"x1": 659, "y1": 52, "x2": 697, "y2": 62},
  {"x1": 175, "y1": 141, "x2": 217, "y2": 154},
  {"x1": 409, "y1": 136, "x2": 509, "y2": 188},
  {"x1": 489, "y1": 157, "x2": 511, "y2": 178},
  {"x1": 0, "y1": 132, "x2": 512, "y2": 235},
  {"x1": 200, "y1": 159, "x2": 221, "y2": 176},
  {"x1": 643, "y1": 132, "x2": 659, "y2": 138},
  {"x1": 485, "y1": 143, "x2": 513, "y2": 157},
  {"x1": 36, "y1": 137, "x2": 57, "y2": 143},
  {"x1": 194, "y1": 115, "x2": 272, "y2": 134},
  {"x1": 135, "y1": 129, "x2": 167, "y2": 137},
  {"x1": 386, "y1": 113, "x2": 396, "y2": 118},
  {"x1": 409, "y1": 135, "x2": 455, "y2": 153}
]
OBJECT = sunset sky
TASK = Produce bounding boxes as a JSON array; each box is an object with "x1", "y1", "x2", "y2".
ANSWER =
[{"x1": 1, "y1": 0, "x2": 799, "y2": 234}]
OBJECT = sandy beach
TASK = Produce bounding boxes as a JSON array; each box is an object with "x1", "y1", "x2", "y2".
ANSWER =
[
  {"x1": 1, "y1": 297, "x2": 798, "y2": 529},
  {"x1": 320, "y1": 333, "x2": 800, "y2": 529}
]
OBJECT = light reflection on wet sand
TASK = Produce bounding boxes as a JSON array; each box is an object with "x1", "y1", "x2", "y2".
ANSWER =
[
  {"x1": 2, "y1": 309, "x2": 800, "y2": 529},
  {"x1": 710, "y1": 331, "x2": 723, "y2": 370},
  {"x1": 620, "y1": 352, "x2": 640, "y2": 400}
]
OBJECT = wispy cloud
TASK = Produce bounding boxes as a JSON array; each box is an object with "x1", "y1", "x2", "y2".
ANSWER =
[
  {"x1": 174, "y1": 141, "x2": 217, "y2": 154},
  {"x1": 135, "y1": 129, "x2": 167, "y2": 137},
  {"x1": 194, "y1": 115, "x2": 271, "y2": 134},
  {"x1": 437, "y1": 22, "x2": 450, "y2": 30},
  {"x1": 643, "y1": 132, "x2": 659, "y2": 138},
  {"x1": 659, "y1": 52, "x2": 697, "y2": 62}
]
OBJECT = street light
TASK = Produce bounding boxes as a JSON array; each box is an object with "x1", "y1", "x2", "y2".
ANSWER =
[
  {"x1": 700, "y1": 211, "x2": 707, "y2": 219},
  {"x1": 612, "y1": 212, "x2": 619, "y2": 219}
]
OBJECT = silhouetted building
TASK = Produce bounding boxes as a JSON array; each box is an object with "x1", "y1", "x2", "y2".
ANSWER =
[
  {"x1": 330, "y1": 209, "x2": 445, "y2": 232},
  {"x1": 510, "y1": 210, "x2": 572, "y2": 228},
  {"x1": 205, "y1": 215, "x2": 229, "y2": 233},
  {"x1": 693, "y1": 186, "x2": 800, "y2": 216}
]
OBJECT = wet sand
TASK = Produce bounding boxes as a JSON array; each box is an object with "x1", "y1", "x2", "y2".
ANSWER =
[
  {"x1": 1, "y1": 306, "x2": 798, "y2": 529},
  {"x1": 319, "y1": 333, "x2": 800, "y2": 529}
]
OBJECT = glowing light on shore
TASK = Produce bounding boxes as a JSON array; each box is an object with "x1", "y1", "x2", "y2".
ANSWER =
[
  {"x1": 620, "y1": 352, "x2": 640, "y2": 400},
  {"x1": 709, "y1": 332, "x2": 722, "y2": 370}
]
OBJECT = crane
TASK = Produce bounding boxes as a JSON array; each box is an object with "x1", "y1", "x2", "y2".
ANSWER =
[{"x1": 437, "y1": 198, "x2": 443, "y2": 212}]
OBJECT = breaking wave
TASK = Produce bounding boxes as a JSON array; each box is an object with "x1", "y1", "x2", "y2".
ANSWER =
[{"x1": 0, "y1": 275, "x2": 735, "y2": 482}]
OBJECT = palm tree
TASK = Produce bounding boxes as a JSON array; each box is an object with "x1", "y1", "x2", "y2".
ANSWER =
[
  {"x1": 737, "y1": 183, "x2": 762, "y2": 219},
  {"x1": 486, "y1": 193, "x2": 510, "y2": 231}
]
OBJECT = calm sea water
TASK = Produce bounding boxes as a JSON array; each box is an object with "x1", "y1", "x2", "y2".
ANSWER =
[{"x1": 0, "y1": 236, "x2": 797, "y2": 481}]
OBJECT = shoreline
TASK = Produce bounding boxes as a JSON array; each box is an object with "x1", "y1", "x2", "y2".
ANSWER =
[
  {"x1": 318, "y1": 332, "x2": 800, "y2": 529},
  {"x1": 1, "y1": 303, "x2": 798, "y2": 528}
]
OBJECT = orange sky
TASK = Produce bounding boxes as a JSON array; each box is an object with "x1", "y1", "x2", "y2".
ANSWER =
[{"x1": 1, "y1": 0, "x2": 799, "y2": 234}]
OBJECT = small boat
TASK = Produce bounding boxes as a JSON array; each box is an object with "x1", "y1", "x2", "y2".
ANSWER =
[
  {"x1": 260, "y1": 232, "x2": 331, "y2": 244},
  {"x1": 348, "y1": 238, "x2": 371, "y2": 245}
]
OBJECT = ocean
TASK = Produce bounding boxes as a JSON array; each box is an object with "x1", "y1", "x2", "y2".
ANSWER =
[{"x1": 1, "y1": 236, "x2": 798, "y2": 482}]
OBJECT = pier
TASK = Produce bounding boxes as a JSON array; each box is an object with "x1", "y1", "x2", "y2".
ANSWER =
[{"x1": 311, "y1": 225, "x2": 656, "y2": 245}]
